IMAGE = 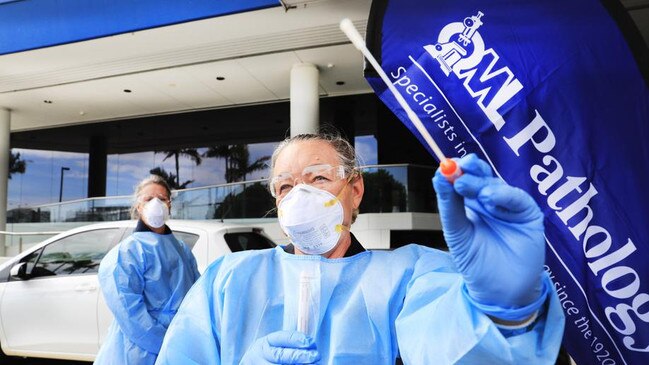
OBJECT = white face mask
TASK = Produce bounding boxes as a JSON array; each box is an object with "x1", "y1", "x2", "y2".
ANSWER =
[
  {"x1": 277, "y1": 184, "x2": 346, "y2": 255},
  {"x1": 142, "y1": 198, "x2": 170, "y2": 229}
]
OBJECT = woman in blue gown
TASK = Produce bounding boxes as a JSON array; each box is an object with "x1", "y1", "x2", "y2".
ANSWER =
[
  {"x1": 156, "y1": 132, "x2": 564, "y2": 365},
  {"x1": 95, "y1": 176, "x2": 200, "y2": 365}
]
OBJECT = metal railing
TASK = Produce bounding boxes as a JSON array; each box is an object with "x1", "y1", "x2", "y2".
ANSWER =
[{"x1": 7, "y1": 164, "x2": 438, "y2": 223}]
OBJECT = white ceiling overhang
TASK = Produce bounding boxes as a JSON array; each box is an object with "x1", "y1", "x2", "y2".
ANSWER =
[
  {"x1": 0, "y1": 0, "x2": 373, "y2": 131},
  {"x1": 0, "y1": 0, "x2": 647, "y2": 133}
]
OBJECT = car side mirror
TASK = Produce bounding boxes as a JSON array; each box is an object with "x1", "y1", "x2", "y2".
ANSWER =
[{"x1": 10, "y1": 262, "x2": 29, "y2": 280}]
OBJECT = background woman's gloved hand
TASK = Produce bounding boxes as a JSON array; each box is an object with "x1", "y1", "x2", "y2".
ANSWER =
[
  {"x1": 240, "y1": 330, "x2": 320, "y2": 364},
  {"x1": 432, "y1": 154, "x2": 547, "y2": 320}
]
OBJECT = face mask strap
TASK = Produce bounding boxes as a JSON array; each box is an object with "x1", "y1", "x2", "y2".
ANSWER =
[{"x1": 335, "y1": 224, "x2": 349, "y2": 233}]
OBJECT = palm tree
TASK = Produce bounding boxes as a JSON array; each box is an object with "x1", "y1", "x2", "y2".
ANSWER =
[
  {"x1": 203, "y1": 145, "x2": 269, "y2": 183},
  {"x1": 230, "y1": 145, "x2": 270, "y2": 182},
  {"x1": 203, "y1": 145, "x2": 235, "y2": 182},
  {"x1": 149, "y1": 167, "x2": 193, "y2": 189},
  {"x1": 9, "y1": 151, "x2": 27, "y2": 179},
  {"x1": 156, "y1": 148, "x2": 202, "y2": 187}
]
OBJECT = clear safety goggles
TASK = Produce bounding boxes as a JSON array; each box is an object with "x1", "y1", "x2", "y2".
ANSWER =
[{"x1": 269, "y1": 164, "x2": 354, "y2": 199}]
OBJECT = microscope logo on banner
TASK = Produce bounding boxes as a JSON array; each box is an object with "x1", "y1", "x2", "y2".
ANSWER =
[
  {"x1": 425, "y1": 11, "x2": 486, "y2": 76},
  {"x1": 423, "y1": 11, "x2": 523, "y2": 131}
]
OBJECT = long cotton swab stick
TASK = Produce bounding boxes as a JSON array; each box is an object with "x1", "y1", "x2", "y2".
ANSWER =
[{"x1": 339, "y1": 18, "x2": 461, "y2": 181}]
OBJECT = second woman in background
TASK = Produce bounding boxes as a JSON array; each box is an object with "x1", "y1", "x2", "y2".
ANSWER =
[{"x1": 94, "y1": 175, "x2": 200, "y2": 365}]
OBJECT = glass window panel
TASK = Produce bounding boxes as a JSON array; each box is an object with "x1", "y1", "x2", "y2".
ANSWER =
[{"x1": 355, "y1": 135, "x2": 378, "y2": 166}]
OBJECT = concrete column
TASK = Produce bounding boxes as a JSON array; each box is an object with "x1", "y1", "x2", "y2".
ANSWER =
[
  {"x1": 290, "y1": 63, "x2": 319, "y2": 137},
  {"x1": 0, "y1": 108, "x2": 10, "y2": 256}
]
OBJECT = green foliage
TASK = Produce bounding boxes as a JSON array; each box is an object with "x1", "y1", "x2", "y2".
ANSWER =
[
  {"x1": 203, "y1": 144, "x2": 269, "y2": 183},
  {"x1": 213, "y1": 182, "x2": 275, "y2": 219},
  {"x1": 359, "y1": 169, "x2": 407, "y2": 213},
  {"x1": 156, "y1": 148, "x2": 202, "y2": 187},
  {"x1": 9, "y1": 151, "x2": 27, "y2": 179},
  {"x1": 149, "y1": 166, "x2": 193, "y2": 189}
]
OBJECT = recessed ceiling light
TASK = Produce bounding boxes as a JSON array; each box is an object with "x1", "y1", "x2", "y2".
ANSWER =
[
  {"x1": 336, "y1": 81, "x2": 345, "y2": 86},
  {"x1": 123, "y1": 89, "x2": 132, "y2": 93},
  {"x1": 216, "y1": 76, "x2": 226, "y2": 81},
  {"x1": 43, "y1": 100, "x2": 53, "y2": 104}
]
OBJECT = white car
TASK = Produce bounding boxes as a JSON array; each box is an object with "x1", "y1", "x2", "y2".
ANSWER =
[{"x1": 0, "y1": 219, "x2": 276, "y2": 362}]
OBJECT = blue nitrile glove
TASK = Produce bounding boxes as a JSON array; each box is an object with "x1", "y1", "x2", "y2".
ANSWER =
[
  {"x1": 432, "y1": 154, "x2": 547, "y2": 321},
  {"x1": 240, "y1": 330, "x2": 321, "y2": 365}
]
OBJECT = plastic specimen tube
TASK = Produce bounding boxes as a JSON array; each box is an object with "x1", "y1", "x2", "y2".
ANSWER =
[{"x1": 297, "y1": 271, "x2": 312, "y2": 334}]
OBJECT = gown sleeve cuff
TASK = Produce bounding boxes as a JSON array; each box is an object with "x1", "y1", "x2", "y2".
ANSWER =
[{"x1": 461, "y1": 274, "x2": 551, "y2": 322}]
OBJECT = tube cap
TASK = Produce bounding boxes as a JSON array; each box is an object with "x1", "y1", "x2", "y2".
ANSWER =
[{"x1": 440, "y1": 159, "x2": 462, "y2": 183}]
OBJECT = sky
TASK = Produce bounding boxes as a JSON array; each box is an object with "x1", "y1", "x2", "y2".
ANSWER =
[{"x1": 9, "y1": 135, "x2": 377, "y2": 209}]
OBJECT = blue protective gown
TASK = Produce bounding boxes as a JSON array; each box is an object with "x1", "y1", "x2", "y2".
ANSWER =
[
  {"x1": 95, "y1": 224, "x2": 200, "y2": 365},
  {"x1": 155, "y1": 243, "x2": 564, "y2": 365}
]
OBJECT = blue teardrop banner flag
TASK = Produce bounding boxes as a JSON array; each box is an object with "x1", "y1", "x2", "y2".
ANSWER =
[{"x1": 365, "y1": 1, "x2": 649, "y2": 364}]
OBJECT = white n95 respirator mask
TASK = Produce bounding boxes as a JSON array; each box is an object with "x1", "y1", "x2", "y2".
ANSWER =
[
  {"x1": 277, "y1": 184, "x2": 346, "y2": 255},
  {"x1": 142, "y1": 198, "x2": 170, "y2": 229}
]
